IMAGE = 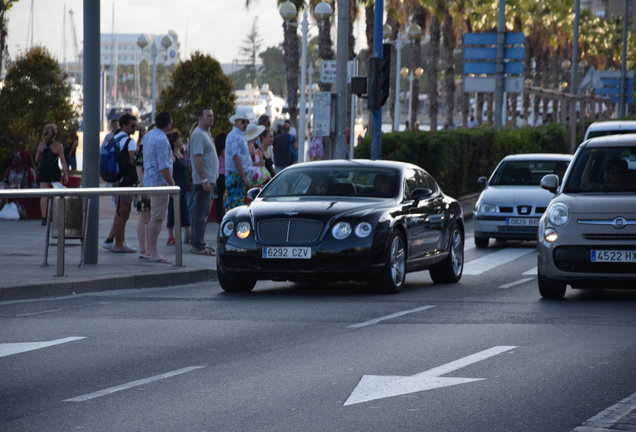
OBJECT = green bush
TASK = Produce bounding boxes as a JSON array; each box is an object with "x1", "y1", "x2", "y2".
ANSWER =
[{"x1": 355, "y1": 125, "x2": 570, "y2": 198}]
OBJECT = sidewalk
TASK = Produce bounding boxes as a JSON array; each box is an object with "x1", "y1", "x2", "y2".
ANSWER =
[{"x1": 0, "y1": 194, "x2": 478, "y2": 302}]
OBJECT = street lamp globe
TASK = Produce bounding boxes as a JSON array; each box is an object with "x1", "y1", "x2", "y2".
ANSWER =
[
  {"x1": 137, "y1": 34, "x2": 148, "y2": 50},
  {"x1": 161, "y1": 35, "x2": 173, "y2": 50},
  {"x1": 279, "y1": 1, "x2": 298, "y2": 21},
  {"x1": 313, "y1": 1, "x2": 333, "y2": 23},
  {"x1": 383, "y1": 24, "x2": 393, "y2": 40},
  {"x1": 407, "y1": 23, "x2": 422, "y2": 40},
  {"x1": 315, "y1": 59, "x2": 322, "y2": 68},
  {"x1": 415, "y1": 67, "x2": 423, "y2": 77},
  {"x1": 401, "y1": 67, "x2": 409, "y2": 77},
  {"x1": 561, "y1": 59, "x2": 572, "y2": 70},
  {"x1": 579, "y1": 59, "x2": 588, "y2": 69}
]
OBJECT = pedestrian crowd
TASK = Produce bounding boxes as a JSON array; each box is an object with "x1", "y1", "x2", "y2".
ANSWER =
[{"x1": 0, "y1": 110, "x2": 325, "y2": 261}]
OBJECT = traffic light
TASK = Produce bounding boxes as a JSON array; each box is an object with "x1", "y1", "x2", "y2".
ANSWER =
[{"x1": 368, "y1": 44, "x2": 392, "y2": 112}]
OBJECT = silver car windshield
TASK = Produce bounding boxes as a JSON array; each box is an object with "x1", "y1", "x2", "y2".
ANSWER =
[
  {"x1": 563, "y1": 146, "x2": 636, "y2": 193},
  {"x1": 260, "y1": 168, "x2": 399, "y2": 198},
  {"x1": 489, "y1": 160, "x2": 570, "y2": 186}
]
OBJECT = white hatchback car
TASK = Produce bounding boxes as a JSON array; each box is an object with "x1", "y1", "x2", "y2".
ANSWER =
[
  {"x1": 584, "y1": 120, "x2": 636, "y2": 140},
  {"x1": 537, "y1": 135, "x2": 636, "y2": 298},
  {"x1": 474, "y1": 154, "x2": 573, "y2": 248}
]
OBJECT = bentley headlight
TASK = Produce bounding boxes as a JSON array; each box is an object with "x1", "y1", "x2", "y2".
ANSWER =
[
  {"x1": 222, "y1": 221, "x2": 234, "y2": 237},
  {"x1": 355, "y1": 222, "x2": 373, "y2": 238},
  {"x1": 547, "y1": 203, "x2": 569, "y2": 226},
  {"x1": 476, "y1": 202, "x2": 498, "y2": 213},
  {"x1": 236, "y1": 221, "x2": 251, "y2": 239},
  {"x1": 332, "y1": 222, "x2": 352, "y2": 240}
]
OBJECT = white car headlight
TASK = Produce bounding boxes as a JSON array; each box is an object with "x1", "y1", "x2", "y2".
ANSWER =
[
  {"x1": 547, "y1": 203, "x2": 569, "y2": 226},
  {"x1": 332, "y1": 222, "x2": 352, "y2": 240},
  {"x1": 236, "y1": 221, "x2": 251, "y2": 239},
  {"x1": 222, "y1": 221, "x2": 234, "y2": 237},
  {"x1": 354, "y1": 222, "x2": 373, "y2": 238},
  {"x1": 476, "y1": 202, "x2": 498, "y2": 213}
]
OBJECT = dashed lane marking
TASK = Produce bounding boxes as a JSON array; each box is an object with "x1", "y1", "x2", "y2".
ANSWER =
[
  {"x1": 463, "y1": 248, "x2": 535, "y2": 275},
  {"x1": 499, "y1": 277, "x2": 534, "y2": 289},
  {"x1": 522, "y1": 267, "x2": 537, "y2": 275},
  {"x1": 348, "y1": 306, "x2": 436, "y2": 328},
  {"x1": 64, "y1": 366, "x2": 207, "y2": 402},
  {"x1": 573, "y1": 389, "x2": 636, "y2": 432}
]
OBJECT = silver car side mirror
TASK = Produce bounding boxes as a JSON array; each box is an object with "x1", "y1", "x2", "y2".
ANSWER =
[
  {"x1": 478, "y1": 176, "x2": 488, "y2": 187},
  {"x1": 540, "y1": 174, "x2": 559, "y2": 193},
  {"x1": 247, "y1": 187, "x2": 261, "y2": 200}
]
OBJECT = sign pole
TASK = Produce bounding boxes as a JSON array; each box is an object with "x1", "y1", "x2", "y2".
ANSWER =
[
  {"x1": 619, "y1": 0, "x2": 629, "y2": 118},
  {"x1": 371, "y1": 0, "x2": 384, "y2": 160},
  {"x1": 494, "y1": 0, "x2": 505, "y2": 128}
]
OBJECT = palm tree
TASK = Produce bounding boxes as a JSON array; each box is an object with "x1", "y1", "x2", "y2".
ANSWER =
[
  {"x1": 245, "y1": 0, "x2": 305, "y2": 128},
  {"x1": 441, "y1": 6, "x2": 458, "y2": 127},
  {"x1": 411, "y1": 2, "x2": 430, "y2": 128}
]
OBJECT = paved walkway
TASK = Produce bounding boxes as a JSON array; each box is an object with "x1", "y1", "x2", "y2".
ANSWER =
[{"x1": 0, "y1": 194, "x2": 478, "y2": 301}]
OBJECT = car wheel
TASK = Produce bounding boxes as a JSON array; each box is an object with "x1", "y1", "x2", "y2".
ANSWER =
[
  {"x1": 537, "y1": 269, "x2": 566, "y2": 299},
  {"x1": 475, "y1": 236, "x2": 489, "y2": 248},
  {"x1": 430, "y1": 226, "x2": 464, "y2": 284},
  {"x1": 217, "y1": 257, "x2": 256, "y2": 293},
  {"x1": 373, "y1": 230, "x2": 407, "y2": 294}
]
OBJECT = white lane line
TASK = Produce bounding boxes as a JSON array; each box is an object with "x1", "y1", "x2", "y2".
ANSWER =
[
  {"x1": 499, "y1": 277, "x2": 534, "y2": 289},
  {"x1": 522, "y1": 267, "x2": 537, "y2": 275},
  {"x1": 64, "y1": 366, "x2": 206, "y2": 402},
  {"x1": 573, "y1": 390, "x2": 636, "y2": 432},
  {"x1": 463, "y1": 248, "x2": 535, "y2": 275},
  {"x1": 0, "y1": 337, "x2": 86, "y2": 358},
  {"x1": 464, "y1": 236, "x2": 475, "y2": 251},
  {"x1": 19, "y1": 302, "x2": 111, "y2": 317},
  {"x1": 348, "y1": 306, "x2": 436, "y2": 328}
]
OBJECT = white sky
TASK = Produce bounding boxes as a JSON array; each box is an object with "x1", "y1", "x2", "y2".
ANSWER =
[{"x1": 6, "y1": 0, "x2": 368, "y2": 65}]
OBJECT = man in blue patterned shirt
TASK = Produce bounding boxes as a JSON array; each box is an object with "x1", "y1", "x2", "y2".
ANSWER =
[
  {"x1": 143, "y1": 111, "x2": 176, "y2": 264},
  {"x1": 224, "y1": 113, "x2": 252, "y2": 210}
]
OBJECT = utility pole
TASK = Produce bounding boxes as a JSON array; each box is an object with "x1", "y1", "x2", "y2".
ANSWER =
[
  {"x1": 335, "y1": 0, "x2": 349, "y2": 159},
  {"x1": 494, "y1": 0, "x2": 505, "y2": 128},
  {"x1": 619, "y1": 0, "x2": 629, "y2": 118},
  {"x1": 83, "y1": 0, "x2": 100, "y2": 264}
]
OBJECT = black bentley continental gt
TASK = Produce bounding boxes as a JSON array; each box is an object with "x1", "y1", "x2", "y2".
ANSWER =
[{"x1": 216, "y1": 160, "x2": 465, "y2": 293}]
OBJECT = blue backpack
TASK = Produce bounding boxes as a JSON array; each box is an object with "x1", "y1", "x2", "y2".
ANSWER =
[{"x1": 99, "y1": 135, "x2": 128, "y2": 183}]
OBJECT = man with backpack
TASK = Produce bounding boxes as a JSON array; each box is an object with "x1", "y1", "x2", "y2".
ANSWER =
[{"x1": 101, "y1": 113, "x2": 138, "y2": 253}]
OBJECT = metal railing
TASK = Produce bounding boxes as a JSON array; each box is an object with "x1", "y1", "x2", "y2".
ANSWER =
[{"x1": 0, "y1": 186, "x2": 182, "y2": 276}]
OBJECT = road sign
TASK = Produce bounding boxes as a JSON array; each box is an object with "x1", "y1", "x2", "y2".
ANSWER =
[
  {"x1": 464, "y1": 62, "x2": 524, "y2": 75},
  {"x1": 313, "y1": 91, "x2": 335, "y2": 137},
  {"x1": 464, "y1": 47, "x2": 525, "y2": 61},
  {"x1": 610, "y1": 96, "x2": 635, "y2": 104},
  {"x1": 464, "y1": 76, "x2": 523, "y2": 93},
  {"x1": 320, "y1": 60, "x2": 354, "y2": 84},
  {"x1": 344, "y1": 346, "x2": 517, "y2": 406},
  {"x1": 463, "y1": 32, "x2": 525, "y2": 45}
]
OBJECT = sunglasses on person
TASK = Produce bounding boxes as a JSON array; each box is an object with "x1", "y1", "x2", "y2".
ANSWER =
[
  {"x1": 608, "y1": 169, "x2": 624, "y2": 176},
  {"x1": 240, "y1": 120, "x2": 249, "y2": 125}
]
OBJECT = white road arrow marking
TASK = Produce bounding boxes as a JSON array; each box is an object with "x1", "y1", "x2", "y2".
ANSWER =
[
  {"x1": 344, "y1": 345, "x2": 516, "y2": 406},
  {"x1": 0, "y1": 337, "x2": 86, "y2": 358}
]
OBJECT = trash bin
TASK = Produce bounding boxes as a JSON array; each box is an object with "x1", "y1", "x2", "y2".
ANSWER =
[{"x1": 51, "y1": 197, "x2": 85, "y2": 239}]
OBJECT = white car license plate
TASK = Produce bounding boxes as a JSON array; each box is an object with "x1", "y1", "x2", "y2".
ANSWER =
[
  {"x1": 506, "y1": 218, "x2": 540, "y2": 227},
  {"x1": 591, "y1": 250, "x2": 636, "y2": 262},
  {"x1": 262, "y1": 247, "x2": 311, "y2": 259}
]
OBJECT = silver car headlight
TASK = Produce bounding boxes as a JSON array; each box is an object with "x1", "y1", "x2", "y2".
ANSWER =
[
  {"x1": 354, "y1": 222, "x2": 373, "y2": 238},
  {"x1": 476, "y1": 202, "x2": 498, "y2": 213},
  {"x1": 222, "y1": 221, "x2": 234, "y2": 237},
  {"x1": 547, "y1": 203, "x2": 569, "y2": 226},
  {"x1": 236, "y1": 221, "x2": 251, "y2": 239},
  {"x1": 332, "y1": 222, "x2": 352, "y2": 240}
]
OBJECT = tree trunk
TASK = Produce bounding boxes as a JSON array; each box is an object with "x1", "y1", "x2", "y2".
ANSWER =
[
  {"x1": 477, "y1": 92, "x2": 484, "y2": 125},
  {"x1": 0, "y1": 8, "x2": 6, "y2": 74},
  {"x1": 283, "y1": 19, "x2": 299, "y2": 128},
  {"x1": 487, "y1": 93, "x2": 494, "y2": 125},
  {"x1": 427, "y1": 15, "x2": 440, "y2": 132},
  {"x1": 442, "y1": 13, "x2": 456, "y2": 128},
  {"x1": 318, "y1": 10, "x2": 335, "y2": 92},
  {"x1": 365, "y1": 3, "x2": 374, "y2": 130},
  {"x1": 387, "y1": 14, "x2": 398, "y2": 129},
  {"x1": 347, "y1": 0, "x2": 356, "y2": 125},
  {"x1": 411, "y1": 5, "x2": 428, "y2": 129}
]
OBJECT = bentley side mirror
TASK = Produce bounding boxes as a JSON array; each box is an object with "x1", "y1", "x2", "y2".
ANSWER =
[
  {"x1": 540, "y1": 174, "x2": 559, "y2": 193},
  {"x1": 247, "y1": 187, "x2": 261, "y2": 200},
  {"x1": 478, "y1": 176, "x2": 488, "y2": 187},
  {"x1": 412, "y1": 188, "x2": 433, "y2": 202}
]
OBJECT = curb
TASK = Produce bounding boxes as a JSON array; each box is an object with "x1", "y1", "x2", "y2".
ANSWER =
[{"x1": 1, "y1": 268, "x2": 218, "y2": 302}]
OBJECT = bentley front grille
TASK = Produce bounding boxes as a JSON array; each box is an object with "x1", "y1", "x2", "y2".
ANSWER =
[{"x1": 257, "y1": 219, "x2": 323, "y2": 243}]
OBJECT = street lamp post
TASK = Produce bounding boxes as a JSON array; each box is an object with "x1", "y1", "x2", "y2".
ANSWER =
[
  {"x1": 279, "y1": 1, "x2": 332, "y2": 163},
  {"x1": 401, "y1": 66, "x2": 423, "y2": 129},
  {"x1": 384, "y1": 23, "x2": 422, "y2": 132},
  {"x1": 138, "y1": 34, "x2": 171, "y2": 124}
]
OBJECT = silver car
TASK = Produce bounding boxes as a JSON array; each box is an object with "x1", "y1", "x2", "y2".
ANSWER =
[
  {"x1": 537, "y1": 135, "x2": 636, "y2": 298},
  {"x1": 474, "y1": 154, "x2": 573, "y2": 248}
]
